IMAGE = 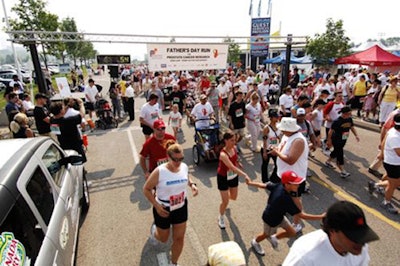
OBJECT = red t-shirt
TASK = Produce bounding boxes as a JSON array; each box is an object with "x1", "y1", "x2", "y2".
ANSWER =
[
  {"x1": 140, "y1": 133, "x2": 176, "y2": 172},
  {"x1": 217, "y1": 148, "x2": 238, "y2": 176}
]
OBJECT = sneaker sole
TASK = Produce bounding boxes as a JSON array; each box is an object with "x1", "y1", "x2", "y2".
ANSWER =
[{"x1": 251, "y1": 245, "x2": 265, "y2": 256}]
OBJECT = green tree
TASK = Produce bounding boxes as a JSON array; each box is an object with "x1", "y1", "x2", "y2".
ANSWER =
[
  {"x1": 223, "y1": 38, "x2": 241, "y2": 66},
  {"x1": 60, "y1": 17, "x2": 81, "y2": 65},
  {"x1": 9, "y1": 0, "x2": 59, "y2": 66},
  {"x1": 306, "y1": 18, "x2": 351, "y2": 66},
  {"x1": 77, "y1": 41, "x2": 97, "y2": 66}
]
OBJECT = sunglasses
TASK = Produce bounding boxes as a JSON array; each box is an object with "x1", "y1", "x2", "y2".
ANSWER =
[
  {"x1": 170, "y1": 156, "x2": 184, "y2": 162},
  {"x1": 155, "y1": 127, "x2": 166, "y2": 131}
]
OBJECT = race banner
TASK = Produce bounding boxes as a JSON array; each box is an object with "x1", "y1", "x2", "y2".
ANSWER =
[
  {"x1": 250, "y1": 17, "x2": 271, "y2": 57},
  {"x1": 147, "y1": 44, "x2": 228, "y2": 71}
]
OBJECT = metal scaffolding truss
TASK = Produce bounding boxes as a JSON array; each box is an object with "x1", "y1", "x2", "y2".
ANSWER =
[{"x1": 7, "y1": 30, "x2": 307, "y2": 47}]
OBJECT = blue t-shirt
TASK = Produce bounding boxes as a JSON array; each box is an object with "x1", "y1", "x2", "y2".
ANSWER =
[{"x1": 262, "y1": 183, "x2": 301, "y2": 227}]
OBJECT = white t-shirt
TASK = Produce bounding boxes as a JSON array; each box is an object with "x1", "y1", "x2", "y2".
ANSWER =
[
  {"x1": 257, "y1": 83, "x2": 270, "y2": 101},
  {"x1": 238, "y1": 80, "x2": 248, "y2": 93},
  {"x1": 217, "y1": 83, "x2": 230, "y2": 99},
  {"x1": 191, "y1": 102, "x2": 214, "y2": 128},
  {"x1": 336, "y1": 81, "x2": 349, "y2": 97},
  {"x1": 84, "y1": 85, "x2": 98, "y2": 103},
  {"x1": 324, "y1": 102, "x2": 344, "y2": 129},
  {"x1": 283, "y1": 229, "x2": 370, "y2": 266},
  {"x1": 384, "y1": 128, "x2": 400, "y2": 165},
  {"x1": 245, "y1": 102, "x2": 262, "y2": 125},
  {"x1": 22, "y1": 100, "x2": 34, "y2": 111},
  {"x1": 277, "y1": 132, "x2": 309, "y2": 180},
  {"x1": 140, "y1": 102, "x2": 161, "y2": 126},
  {"x1": 279, "y1": 94, "x2": 294, "y2": 112},
  {"x1": 311, "y1": 109, "x2": 324, "y2": 131},
  {"x1": 169, "y1": 111, "x2": 182, "y2": 128}
]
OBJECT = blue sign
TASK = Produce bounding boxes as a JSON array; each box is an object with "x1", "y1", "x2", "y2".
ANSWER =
[{"x1": 250, "y1": 17, "x2": 271, "y2": 57}]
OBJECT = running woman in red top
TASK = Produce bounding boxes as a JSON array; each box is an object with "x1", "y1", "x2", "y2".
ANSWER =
[{"x1": 217, "y1": 131, "x2": 251, "y2": 229}]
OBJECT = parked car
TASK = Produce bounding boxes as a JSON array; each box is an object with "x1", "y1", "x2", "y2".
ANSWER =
[
  {"x1": 0, "y1": 137, "x2": 89, "y2": 265},
  {"x1": 0, "y1": 77, "x2": 11, "y2": 90},
  {"x1": 0, "y1": 69, "x2": 31, "y2": 83}
]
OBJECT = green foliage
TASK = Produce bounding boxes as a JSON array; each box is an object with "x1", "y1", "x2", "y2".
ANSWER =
[
  {"x1": 223, "y1": 38, "x2": 241, "y2": 65},
  {"x1": 306, "y1": 18, "x2": 351, "y2": 66},
  {"x1": 60, "y1": 17, "x2": 81, "y2": 63}
]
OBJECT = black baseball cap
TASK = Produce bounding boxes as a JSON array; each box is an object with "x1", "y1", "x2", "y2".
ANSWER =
[
  {"x1": 338, "y1": 106, "x2": 352, "y2": 114},
  {"x1": 325, "y1": 201, "x2": 379, "y2": 244},
  {"x1": 268, "y1": 109, "x2": 279, "y2": 118},
  {"x1": 35, "y1": 93, "x2": 49, "y2": 100}
]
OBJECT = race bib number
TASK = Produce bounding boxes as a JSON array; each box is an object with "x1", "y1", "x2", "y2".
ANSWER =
[
  {"x1": 235, "y1": 109, "x2": 243, "y2": 117},
  {"x1": 227, "y1": 170, "x2": 237, "y2": 180},
  {"x1": 157, "y1": 158, "x2": 168, "y2": 166},
  {"x1": 50, "y1": 124, "x2": 61, "y2": 135},
  {"x1": 169, "y1": 191, "x2": 185, "y2": 211},
  {"x1": 270, "y1": 137, "x2": 278, "y2": 145},
  {"x1": 254, "y1": 115, "x2": 260, "y2": 123},
  {"x1": 342, "y1": 131, "x2": 349, "y2": 140},
  {"x1": 173, "y1": 97, "x2": 180, "y2": 103}
]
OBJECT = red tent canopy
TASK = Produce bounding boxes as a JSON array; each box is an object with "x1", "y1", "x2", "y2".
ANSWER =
[{"x1": 335, "y1": 45, "x2": 400, "y2": 66}]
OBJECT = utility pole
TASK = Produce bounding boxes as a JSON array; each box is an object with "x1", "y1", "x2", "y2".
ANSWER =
[
  {"x1": 1, "y1": 0, "x2": 22, "y2": 80},
  {"x1": 282, "y1": 34, "x2": 292, "y2": 89}
]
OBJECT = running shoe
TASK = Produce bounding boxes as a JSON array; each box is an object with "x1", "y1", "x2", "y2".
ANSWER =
[
  {"x1": 251, "y1": 238, "x2": 265, "y2": 256},
  {"x1": 380, "y1": 201, "x2": 399, "y2": 214},
  {"x1": 325, "y1": 161, "x2": 335, "y2": 169},
  {"x1": 368, "y1": 181, "x2": 376, "y2": 194},
  {"x1": 340, "y1": 172, "x2": 351, "y2": 178},
  {"x1": 149, "y1": 223, "x2": 159, "y2": 245},
  {"x1": 267, "y1": 235, "x2": 279, "y2": 250},
  {"x1": 292, "y1": 223, "x2": 303, "y2": 233},
  {"x1": 322, "y1": 149, "x2": 331, "y2": 157},
  {"x1": 377, "y1": 186, "x2": 385, "y2": 195},
  {"x1": 218, "y1": 215, "x2": 226, "y2": 229}
]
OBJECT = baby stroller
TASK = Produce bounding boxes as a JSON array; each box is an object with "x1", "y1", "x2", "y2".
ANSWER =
[
  {"x1": 192, "y1": 118, "x2": 222, "y2": 165},
  {"x1": 94, "y1": 98, "x2": 118, "y2": 129}
]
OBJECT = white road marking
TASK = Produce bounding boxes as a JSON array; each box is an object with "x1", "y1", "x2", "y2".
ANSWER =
[
  {"x1": 127, "y1": 128, "x2": 140, "y2": 164},
  {"x1": 186, "y1": 220, "x2": 208, "y2": 265},
  {"x1": 156, "y1": 252, "x2": 169, "y2": 266}
]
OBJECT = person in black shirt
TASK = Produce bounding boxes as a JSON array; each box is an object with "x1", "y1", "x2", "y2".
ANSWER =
[
  {"x1": 33, "y1": 93, "x2": 52, "y2": 137},
  {"x1": 247, "y1": 170, "x2": 325, "y2": 256},
  {"x1": 169, "y1": 84, "x2": 186, "y2": 115},
  {"x1": 227, "y1": 89, "x2": 246, "y2": 152},
  {"x1": 49, "y1": 102, "x2": 87, "y2": 163},
  {"x1": 326, "y1": 106, "x2": 360, "y2": 178}
]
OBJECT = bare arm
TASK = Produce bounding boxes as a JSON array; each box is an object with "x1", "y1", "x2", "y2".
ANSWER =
[
  {"x1": 298, "y1": 211, "x2": 325, "y2": 220},
  {"x1": 271, "y1": 138, "x2": 305, "y2": 165},
  {"x1": 219, "y1": 152, "x2": 250, "y2": 182},
  {"x1": 143, "y1": 169, "x2": 169, "y2": 217},
  {"x1": 139, "y1": 155, "x2": 150, "y2": 180},
  {"x1": 350, "y1": 126, "x2": 360, "y2": 142}
]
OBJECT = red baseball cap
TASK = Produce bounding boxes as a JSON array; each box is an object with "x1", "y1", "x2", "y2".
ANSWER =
[
  {"x1": 153, "y1": 119, "x2": 165, "y2": 129},
  {"x1": 281, "y1": 171, "x2": 304, "y2": 185}
]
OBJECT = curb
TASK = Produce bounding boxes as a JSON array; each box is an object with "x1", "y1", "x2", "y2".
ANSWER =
[{"x1": 353, "y1": 119, "x2": 380, "y2": 133}]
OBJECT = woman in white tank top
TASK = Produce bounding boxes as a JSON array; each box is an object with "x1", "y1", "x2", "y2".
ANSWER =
[{"x1": 143, "y1": 142, "x2": 198, "y2": 266}]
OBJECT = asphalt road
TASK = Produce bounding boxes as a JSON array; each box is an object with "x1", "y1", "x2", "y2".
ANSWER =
[{"x1": 76, "y1": 74, "x2": 400, "y2": 266}]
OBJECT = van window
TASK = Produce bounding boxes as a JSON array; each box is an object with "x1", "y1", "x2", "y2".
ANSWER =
[
  {"x1": 27, "y1": 167, "x2": 55, "y2": 225},
  {"x1": 0, "y1": 196, "x2": 44, "y2": 264},
  {"x1": 42, "y1": 144, "x2": 65, "y2": 186}
]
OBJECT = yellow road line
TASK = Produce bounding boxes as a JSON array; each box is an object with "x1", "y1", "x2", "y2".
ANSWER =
[{"x1": 310, "y1": 176, "x2": 400, "y2": 231}]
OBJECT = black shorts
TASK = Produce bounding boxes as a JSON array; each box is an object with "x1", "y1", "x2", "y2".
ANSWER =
[
  {"x1": 383, "y1": 162, "x2": 400, "y2": 179},
  {"x1": 85, "y1": 102, "x2": 95, "y2": 111},
  {"x1": 217, "y1": 173, "x2": 239, "y2": 191},
  {"x1": 153, "y1": 199, "x2": 188, "y2": 229},
  {"x1": 222, "y1": 98, "x2": 228, "y2": 106},
  {"x1": 141, "y1": 124, "x2": 153, "y2": 135}
]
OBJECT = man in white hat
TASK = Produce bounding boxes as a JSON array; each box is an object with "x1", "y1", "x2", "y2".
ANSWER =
[
  {"x1": 270, "y1": 117, "x2": 309, "y2": 233},
  {"x1": 190, "y1": 94, "x2": 214, "y2": 129}
]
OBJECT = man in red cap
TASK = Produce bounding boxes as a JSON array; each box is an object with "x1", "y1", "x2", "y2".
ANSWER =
[
  {"x1": 283, "y1": 200, "x2": 379, "y2": 265},
  {"x1": 247, "y1": 171, "x2": 325, "y2": 256},
  {"x1": 140, "y1": 119, "x2": 176, "y2": 180}
]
